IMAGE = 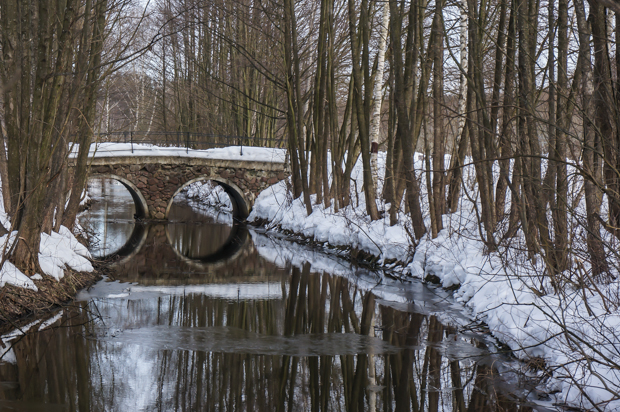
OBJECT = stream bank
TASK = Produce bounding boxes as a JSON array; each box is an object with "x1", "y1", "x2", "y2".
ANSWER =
[{"x1": 0, "y1": 267, "x2": 101, "y2": 333}]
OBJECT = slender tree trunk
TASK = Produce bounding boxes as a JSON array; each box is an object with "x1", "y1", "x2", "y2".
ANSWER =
[
  {"x1": 575, "y1": 0, "x2": 609, "y2": 276},
  {"x1": 389, "y1": 0, "x2": 427, "y2": 238},
  {"x1": 347, "y1": 0, "x2": 380, "y2": 220},
  {"x1": 447, "y1": 0, "x2": 468, "y2": 214},
  {"x1": 431, "y1": 0, "x2": 446, "y2": 237},
  {"x1": 283, "y1": 0, "x2": 313, "y2": 215},
  {"x1": 495, "y1": 0, "x2": 516, "y2": 223},
  {"x1": 63, "y1": 0, "x2": 108, "y2": 229},
  {"x1": 369, "y1": 1, "x2": 390, "y2": 187}
]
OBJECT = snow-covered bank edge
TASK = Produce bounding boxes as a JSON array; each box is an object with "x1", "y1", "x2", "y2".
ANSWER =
[
  {"x1": 249, "y1": 180, "x2": 620, "y2": 411},
  {"x1": 0, "y1": 209, "x2": 100, "y2": 335},
  {"x1": 0, "y1": 224, "x2": 102, "y2": 360},
  {"x1": 250, "y1": 182, "x2": 413, "y2": 265}
]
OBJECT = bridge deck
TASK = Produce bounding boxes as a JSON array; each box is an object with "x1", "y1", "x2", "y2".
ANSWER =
[{"x1": 72, "y1": 143, "x2": 287, "y2": 165}]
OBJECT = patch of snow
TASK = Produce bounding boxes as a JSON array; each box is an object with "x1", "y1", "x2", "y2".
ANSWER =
[
  {"x1": 39, "y1": 225, "x2": 93, "y2": 280},
  {"x1": 0, "y1": 232, "x2": 37, "y2": 291},
  {"x1": 184, "y1": 180, "x2": 233, "y2": 212},
  {"x1": 0, "y1": 346, "x2": 16, "y2": 364},
  {"x1": 0, "y1": 260, "x2": 38, "y2": 291},
  {"x1": 39, "y1": 311, "x2": 63, "y2": 330}
]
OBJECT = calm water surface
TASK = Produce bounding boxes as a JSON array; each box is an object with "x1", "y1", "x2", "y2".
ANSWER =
[{"x1": 0, "y1": 178, "x2": 548, "y2": 411}]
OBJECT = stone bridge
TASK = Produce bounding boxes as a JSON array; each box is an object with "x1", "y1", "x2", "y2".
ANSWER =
[{"x1": 82, "y1": 148, "x2": 289, "y2": 220}]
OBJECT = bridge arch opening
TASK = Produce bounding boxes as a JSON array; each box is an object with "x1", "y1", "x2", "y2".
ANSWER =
[
  {"x1": 84, "y1": 176, "x2": 149, "y2": 260},
  {"x1": 93, "y1": 174, "x2": 149, "y2": 219},
  {"x1": 166, "y1": 177, "x2": 250, "y2": 220}
]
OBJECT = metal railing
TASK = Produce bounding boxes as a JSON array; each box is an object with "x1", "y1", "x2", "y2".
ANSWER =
[{"x1": 93, "y1": 131, "x2": 286, "y2": 153}]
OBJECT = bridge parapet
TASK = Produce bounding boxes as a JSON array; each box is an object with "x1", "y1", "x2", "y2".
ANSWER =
[{"x1": 85, "y1": 155, "x2": 289, "y2": 220}]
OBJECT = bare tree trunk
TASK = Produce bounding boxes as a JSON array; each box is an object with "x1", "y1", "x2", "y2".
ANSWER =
[
  {"x1": 591, "y1": 0, "x2": 620, "y2": 240},
  {"x1": 446, "y1": 0, "x2": 468, "y2": 214},
  {"x1": 7, "y1": 0, "x2": 80, "y2": 273},
  {"x1": 388, "y1": 0, "x2": 427, "y2": 238},
  {"x1": 495, "y1": 0, "x2": 516, "y2": 223},
  {"x1": 575, "y1": 0, "x2": 609, "y2": 276},
  {"x1": 63, "y1": 0, "x2": 109, "y2": 230},
  {"x1": 553, "y1": 0, "x2": 569, "y2": 272},
  {"x1": 467, "y1": 0, "x2": 497, "y2": 250},
  {"x1": 283, "y1": 0, "x2": 313, "y2": 216},
  {"x1": 430, "y1": 0, "x2": 446, "y2": 238},
  {"x1": 347, "y1": 0, "x2": 380, "y2": 220},
  {"x1": 369, "y1": 1, "x2": 390, "y2": 187},
  {"x1": 0, "y1": 126, "x2": 12, "y2": 219}
]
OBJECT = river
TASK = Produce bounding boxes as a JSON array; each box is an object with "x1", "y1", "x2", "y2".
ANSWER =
[{"x1": 0, "y1": 178, "x2": 548, "y2": 411}]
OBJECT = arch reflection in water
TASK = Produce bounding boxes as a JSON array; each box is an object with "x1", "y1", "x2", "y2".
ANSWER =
[
  {"x1": 0, "y1": 267, "x2": 536, "y2": 412},
  {"x1": 166, "y1": 196, "x2": 246, "y2": 264},
  {"x1": 84, "y1": 177, "x2": 137, "y2": 259},
  {"x1": 166, "y1": 223, "x2": 250, "y2": 267}
]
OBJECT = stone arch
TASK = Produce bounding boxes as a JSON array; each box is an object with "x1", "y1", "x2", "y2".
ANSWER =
[
  {"x1": 165, "y1": 176, "x2": 251, "y2": 219},
  {"x1": 92, "y1": 174, "x2": 149, "y2": 219}
]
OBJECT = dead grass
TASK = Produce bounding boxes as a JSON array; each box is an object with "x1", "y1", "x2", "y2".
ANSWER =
[{"x1": 0, "y1": 267, "x2": 102, "y2": 334}]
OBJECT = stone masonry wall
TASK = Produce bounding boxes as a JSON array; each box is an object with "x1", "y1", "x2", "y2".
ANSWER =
[{"x1": 91, "y1": 163, "x2": 288, "y2": 219}]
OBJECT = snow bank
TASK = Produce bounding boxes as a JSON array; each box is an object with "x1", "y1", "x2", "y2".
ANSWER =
[
  {"x1": 250, "y1": 185, "x2": 411, "y2": 263},
  {"x1": 0, "y1": 225, "x2": 94, "y2": 287},
  {"x1": 250, "y1": 230, "x2": 470, "y2": 325},
  {"x1": 39, "y1": 225, "x2": 93, "y2": 280}
]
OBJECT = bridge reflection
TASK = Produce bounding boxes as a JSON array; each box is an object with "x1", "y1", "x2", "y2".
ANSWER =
[
  {"x1": 103, "y1": 222, "x2": 255, "y2": 283},
  {"x1": 86, "y1": 177, "x2": 258, "y2": 275}
]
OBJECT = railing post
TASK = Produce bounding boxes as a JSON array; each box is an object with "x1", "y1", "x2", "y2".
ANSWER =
[
  {"x1": 239, "y1": 136, "x2": 243, "y2": 156},
  {"x1": 186, "y1": 131, "x2": 190, "y2": 153},
  {"x1": 131, "y1": 131, "x2": 134, "y2": 153}
]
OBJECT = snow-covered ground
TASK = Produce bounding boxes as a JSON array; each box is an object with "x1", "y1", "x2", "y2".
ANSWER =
[{"x1": 248, "y1": 152, "x2": 620, "y2": 411}]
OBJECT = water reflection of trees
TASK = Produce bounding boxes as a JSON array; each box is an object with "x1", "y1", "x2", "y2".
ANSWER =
[{"x1": 0, "y1": 267, "x2": 531, "y2": 411}]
